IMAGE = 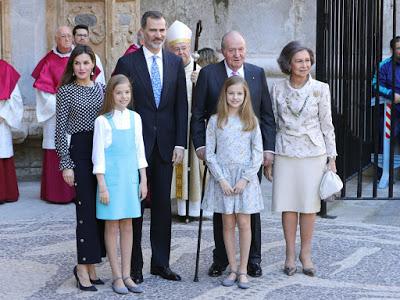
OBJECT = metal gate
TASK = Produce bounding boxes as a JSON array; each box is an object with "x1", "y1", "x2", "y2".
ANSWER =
[{"x1": 316, "y1": 0, "x2": 400, "y2": 202}]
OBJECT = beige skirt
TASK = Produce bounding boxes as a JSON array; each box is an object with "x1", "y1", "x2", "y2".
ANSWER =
[{"x1": 272, "y1": 155, "x2": 327, "y2": 213}]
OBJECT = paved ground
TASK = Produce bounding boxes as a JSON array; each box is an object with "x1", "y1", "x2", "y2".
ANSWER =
[{"x1": 0, "y1": 177, "x2": 400, "y2": 300}]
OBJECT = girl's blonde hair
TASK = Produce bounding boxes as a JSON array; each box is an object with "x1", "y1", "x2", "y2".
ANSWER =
[
  {"x1": 216, "y1": 76, "x2": 257, "y2": 131},
  {"x1": 99, "y1": 74, "x2": 132, "y2": 116}
]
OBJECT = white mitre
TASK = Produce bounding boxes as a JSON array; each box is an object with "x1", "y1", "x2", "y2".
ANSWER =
[{"x1": 166, "y1": 20, "x2": 192, "y2": 46}]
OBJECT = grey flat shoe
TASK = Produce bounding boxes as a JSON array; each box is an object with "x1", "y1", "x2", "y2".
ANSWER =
[
  {"x1": 302, "y1": 267, "x2": 316, "y2": 277},
  {"x1": 112, "y1": 278, "x2": 129, "y2": 294},
  {"x1": 237, "y1": 272, "x2": 250, "y2": 289},
  {"x1": 283, "y1": 265, "x2": 297, "y2": 276},
  {"x1": 123, "y1": 277, "x2": 144, "y2": 293},
  {"x1": 221, "y1": 271, "x2": 237, "y2": 287},
  {"x1": 299, "y1": 256, "x2": 316, "y2": 277}
]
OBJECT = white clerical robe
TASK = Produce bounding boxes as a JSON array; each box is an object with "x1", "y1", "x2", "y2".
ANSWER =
[
  {"x1": 0, "y1": 84, "x2": 23, "y2": 158},
  {"x1": 95, "y1": 53, "x2": 106, "y2": 85},
  {"x1": 171, "y1": 58, "x2": 204, "y2": 217}
]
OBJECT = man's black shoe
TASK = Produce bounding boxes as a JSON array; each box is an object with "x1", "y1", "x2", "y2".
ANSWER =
[
  {"x1": 130, "y1": 272, "x2": 143, "y2": 284},
  {"x1": 248, "y1": 263, "x2": 262, "y2": 277},
  {"x1": 208, "y1": 263, "x2": 226, "y2": 277},
  {"x1": 150, "y1": 266, "x2": 181, "y2": 281}
]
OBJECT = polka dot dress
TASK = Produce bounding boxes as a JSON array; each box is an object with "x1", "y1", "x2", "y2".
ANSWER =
[{"x1": 55, "y1": 82, "x2": 105, "y2": 170}]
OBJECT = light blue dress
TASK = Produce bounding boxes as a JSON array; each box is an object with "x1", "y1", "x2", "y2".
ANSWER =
[{"x1": 96, "y1": 111, "x2": 141, "y2": 220}]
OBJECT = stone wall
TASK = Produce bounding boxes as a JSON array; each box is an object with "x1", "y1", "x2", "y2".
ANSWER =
[
  {"x1": 11, "y1": 0, "x2": 47, "y2": 107},
  {"x1": 141, "y1": 0, "x2": 316, "y2": 79}
]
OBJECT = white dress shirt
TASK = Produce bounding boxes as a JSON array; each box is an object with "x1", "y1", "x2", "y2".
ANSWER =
[
  {"x1": 143, "y1": 46, "x2": 163, "y2": 86},
  {"x1": 92, "y1": 109, "x2": 148, "y2": 174},
  {"x1": 224, "y1": 60, "x2": 244, "y2": 77}
]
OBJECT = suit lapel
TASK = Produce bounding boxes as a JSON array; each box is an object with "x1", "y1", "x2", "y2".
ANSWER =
[
  {"x1": 216, "y1": 61, "x2": 228, "y2": 88},
  {"x1": 135, "y1": 48, "x2": 157, "y2": 109},
  {"x1": 243, "y1": 63, "x2": 256, "y2": 94}
]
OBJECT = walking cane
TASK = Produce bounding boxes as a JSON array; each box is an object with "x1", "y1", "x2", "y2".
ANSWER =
[
  {"x1": 193, "y1": 163, "x2": 208, "y2": 282},
  {"x1": 185, "y1": 20, "x2": 203, "y2": 223}
]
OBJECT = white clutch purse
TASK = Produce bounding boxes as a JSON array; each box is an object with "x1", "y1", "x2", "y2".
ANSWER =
[{"x1": 319, "y1": 169, "x2": 343, "y2": 200}]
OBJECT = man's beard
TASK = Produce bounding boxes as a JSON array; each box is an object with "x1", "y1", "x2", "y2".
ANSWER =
[{"x1": 149, "y1": 40, "x2": 164, "y2": 50}]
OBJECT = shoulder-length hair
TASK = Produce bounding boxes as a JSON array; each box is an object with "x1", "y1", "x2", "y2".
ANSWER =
[
  {"x1": 216, "y1": 76, "x2": 257, "y2": 132},
  {"x1": 98, "y1": 74, "x2": 132, "y2": 116},
  {"x1": 277, "y1": 41, "x2": 314, "y2": 75},
  {"x1": 59, "y1": 45, "x2": 96, "y2": 87}
]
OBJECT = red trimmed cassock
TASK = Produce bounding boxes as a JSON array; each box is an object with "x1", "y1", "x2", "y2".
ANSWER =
[
  {"x1": 32, "y1": 47, "x2": 76, "y2": 203},
  {"x1": 32, "y1": 47, "x2": 102, "y2": 203},
  {"x1": 0, "y1": 60, "x2": 23, "y2": 203},
  {"x1": 124, "y1": 43, "x2": 139, "y2": 56}
]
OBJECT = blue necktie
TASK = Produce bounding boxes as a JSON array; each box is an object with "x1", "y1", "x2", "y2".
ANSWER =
[{"x1": 151, "y1": 55, "x2": 162, "y2": 107}]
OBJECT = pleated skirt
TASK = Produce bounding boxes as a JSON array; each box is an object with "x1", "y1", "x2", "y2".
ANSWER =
[{"x1": 272, "y1": 155, "x2": 326, "y2": 213}]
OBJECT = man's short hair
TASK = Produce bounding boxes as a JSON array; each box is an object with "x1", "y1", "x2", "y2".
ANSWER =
[
  {"x1": 73, "y1": 24, "x2": 89, "y2": 36},
  {"x1": 390, "y1": 36, "x2": 400, "y2": 50},
  {"x1": 141, "y1": 11, "x2": 164, "y2": 29}
]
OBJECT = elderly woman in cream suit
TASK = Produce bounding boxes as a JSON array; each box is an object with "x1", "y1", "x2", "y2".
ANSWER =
[{"x1": 270, "y1": 41, "x2": 337, "y2": 277}]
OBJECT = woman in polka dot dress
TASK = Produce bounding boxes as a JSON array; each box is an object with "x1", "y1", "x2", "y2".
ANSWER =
[{"x1": 55, "y1": 45, "x2": 106, "y2": 292}]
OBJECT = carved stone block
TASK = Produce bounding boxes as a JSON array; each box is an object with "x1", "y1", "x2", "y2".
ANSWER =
[{"x1": 46, "y1": 0, "x2": 140, "y2": 80}]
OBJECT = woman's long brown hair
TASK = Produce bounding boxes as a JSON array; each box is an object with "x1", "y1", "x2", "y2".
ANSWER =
[
  {"x1": 59, "y1": 45, "x2": 96, "y2": 87},
  {"x1": 216, "y1": 76, "x2": 257, "y2": 131},
  {"x1": 98, "y1": 74, "x2": 132, "y2": 116}
]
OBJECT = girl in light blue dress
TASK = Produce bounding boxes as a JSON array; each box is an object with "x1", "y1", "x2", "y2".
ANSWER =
[
  {"x1": 92, "y1": 75, "x2": 147, "y2": 294},
  {"x1": 202, "y1": 76, "x2": 264, "y2": 289}
]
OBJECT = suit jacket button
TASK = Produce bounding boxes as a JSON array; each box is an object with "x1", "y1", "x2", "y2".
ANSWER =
[
  {"x1": 80, "y1": 238, "x2": 84, "y2": 243},
  {"x1": 153, "y1": 126, "x2": 157, "y2": 131}
]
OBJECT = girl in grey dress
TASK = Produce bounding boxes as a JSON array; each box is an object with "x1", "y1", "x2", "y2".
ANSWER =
[{"x1": 202, "y1": 76, "x2": 263, "y2": 289}]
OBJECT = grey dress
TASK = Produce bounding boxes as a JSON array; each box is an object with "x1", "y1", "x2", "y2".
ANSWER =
[{"x1": 202, "y1": 115, "x2": 264, "y2": 214}]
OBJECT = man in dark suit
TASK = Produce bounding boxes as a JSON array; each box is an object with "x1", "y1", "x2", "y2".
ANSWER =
[
  {"x1": 191, "y1": 31, "x2": 276, "y2": 278},
  {"x1": 113, "y1": 11, "x2": 188, "y2": 282}
]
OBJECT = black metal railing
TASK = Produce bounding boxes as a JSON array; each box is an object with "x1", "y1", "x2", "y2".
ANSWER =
[{"x1": 316, "y1": 0, "x2": 399, "y2": 206}]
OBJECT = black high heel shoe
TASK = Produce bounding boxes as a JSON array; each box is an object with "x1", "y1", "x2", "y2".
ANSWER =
[
  {"x1": 73, "y1": 266, "x2": 97, "y2": 292},
  {"x1": 90, "y1": 278, "x2": 105, "y2": 285}
]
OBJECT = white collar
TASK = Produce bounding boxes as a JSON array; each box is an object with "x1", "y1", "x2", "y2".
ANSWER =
[
  {"x1": 286, "y1": 74, "x2": 313, "y2": 91},
  {"x1": 224, "y1": 60, "x2": 244, "y2": 77},
  {"x1": 143, "y1": 46, "x2": 163, "y2": 61},
  {"x1": 52, "y1": 45, "x2": 74, "y2": 58},
  {"x1": 113, "y1": 108, "x2": 129, "y2": 117}
]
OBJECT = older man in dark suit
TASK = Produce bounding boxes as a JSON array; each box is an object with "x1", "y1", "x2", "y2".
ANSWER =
[
  {"x1": 113, "y1": 11, "x2": 188, "y2": 282},
  {"x1": 191, "y1": 30, "x2": 276, "y2": 278}
]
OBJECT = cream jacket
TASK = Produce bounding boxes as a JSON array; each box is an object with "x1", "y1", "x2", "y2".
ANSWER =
[{"x1": 271, "y1": 76, "x2": 337, "y2": 158}]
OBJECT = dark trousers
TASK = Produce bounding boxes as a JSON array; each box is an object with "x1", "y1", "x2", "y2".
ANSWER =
[
  {"x1": 131, "y1": 144, "x2": 173, "y2": 273},
  {"x1": 212, "y1": 168, "x2": 263, "y2": 267},
  {"x1": 70, "y1": 132, "x2": 105, "y2": 264}
]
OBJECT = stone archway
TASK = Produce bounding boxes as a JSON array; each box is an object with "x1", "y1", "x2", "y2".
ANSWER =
[{"x1": 46, "y1": 0, "x2": 140, "y2": 79}]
